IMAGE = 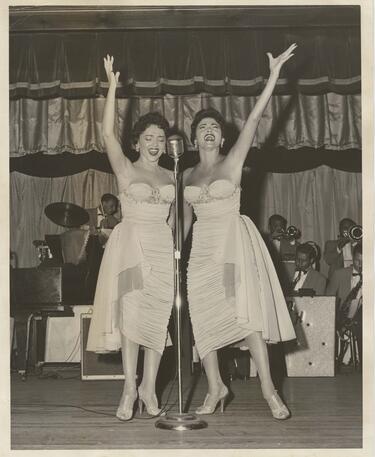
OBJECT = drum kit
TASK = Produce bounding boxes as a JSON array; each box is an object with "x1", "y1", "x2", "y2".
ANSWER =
[
  {"x1": 44, "y1": 202, "x2": 89, "y2": 228},
  {"x1": 33, "y1": 203, "x2": 90, "y2": 264}
]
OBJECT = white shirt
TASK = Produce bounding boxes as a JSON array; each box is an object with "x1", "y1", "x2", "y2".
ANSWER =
[
  {"x1": 348, "y1": 269, "x2": 362, "y2": 318},
  {"x1": 338, "y1": 241, "x2": 357, "y2": 268},
  {"x1": 97, "y1": 207, "x2": 105, "y2": 227},
  {"x1": 293, "y1": 270, "x2": 308, "y2": 291}
]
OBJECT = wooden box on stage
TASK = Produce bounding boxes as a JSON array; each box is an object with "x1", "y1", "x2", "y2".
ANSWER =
[
  {"x1": 284, "y1": 296, "x2": 336, "y2": 377},
  {"x1": 80, "y1": 314, "x2": 124, "y2": 380}
]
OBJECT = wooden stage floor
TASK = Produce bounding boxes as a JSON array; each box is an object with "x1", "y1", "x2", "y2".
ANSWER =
[{"x1": 11, "y1": 367, "x2": 362, "y2": 450}]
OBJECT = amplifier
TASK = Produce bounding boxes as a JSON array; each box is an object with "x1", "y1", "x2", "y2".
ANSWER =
[
  {"x1": 80, "y1": 314, "x2": 125, "y2": 380},
  {"x1": 13, "y1": 266, "x2": 90, "y2": 309},
  {"x1": 284, "y1": 296, "x2": 336, "y2": 377}
]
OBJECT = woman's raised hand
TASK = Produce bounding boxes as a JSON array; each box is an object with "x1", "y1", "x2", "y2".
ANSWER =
[
  {"x1": 104, "y1": 54, "x2": 120, "y2": 86},
  {"x1": 267, "y1": 43, "x2": 297, "y2": 76}
]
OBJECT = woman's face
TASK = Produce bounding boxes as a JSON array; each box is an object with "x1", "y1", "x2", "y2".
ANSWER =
[
  {"x1": 195, "y1": 117, "x2": 223, "y2": 150},
  {"x1": 136, "y1": 124, "x2": 166, "y2": 163}
]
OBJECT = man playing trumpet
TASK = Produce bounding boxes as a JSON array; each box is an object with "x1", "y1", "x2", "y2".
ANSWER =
[
  {"x1": 266, "y1": 214, "x2": 301, "y2": 292},
  {"x1": 323, "y1": 218, "x2": 362, "y2": 279}
]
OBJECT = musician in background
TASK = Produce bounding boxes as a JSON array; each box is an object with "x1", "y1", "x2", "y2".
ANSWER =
[
  {"x1": 323, "y1": 218, "x2": 359, "y2": 278},
  {"x1": 266, "y1": 214, "x2": 300, "y2": 291},
  {"x1": 85, "y1": 193, "x2": 120, "y2": 246},
  {"x1": 326, "y1": 243, "x2": 362, "y2": 364},
  {"x1": 267, "y1": 214, "x2": 299, "y2": 260},
  {"x1": 290, "y1": 243, "x2": 326, "y2": 295}
]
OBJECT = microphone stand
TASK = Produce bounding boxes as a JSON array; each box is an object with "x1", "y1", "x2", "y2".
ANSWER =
[{"x1": 155, "y1": 138, "x2": 207, "y2": 431}]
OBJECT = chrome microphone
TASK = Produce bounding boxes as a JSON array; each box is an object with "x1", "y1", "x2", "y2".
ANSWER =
[{"x1": 167, "y1": 135, "x2": 184, "y2": 159}]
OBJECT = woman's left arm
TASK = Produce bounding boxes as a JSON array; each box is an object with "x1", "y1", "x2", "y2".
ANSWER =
[{"x1": 228, "y1": 43, "x2": 297, "y2": 166}]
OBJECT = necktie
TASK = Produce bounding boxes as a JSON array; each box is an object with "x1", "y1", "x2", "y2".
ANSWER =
[{"x1": 291, "y1": 271, "x2": 302, "y2": 290}]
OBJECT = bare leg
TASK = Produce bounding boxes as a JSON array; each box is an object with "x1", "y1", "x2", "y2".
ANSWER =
[
  {"x1": 196, "y1": 350, "x2": 228, "y2": 414},
  {"x1": 116, "y1": 333, "x2": 139, "y2": 420},
  {"x1": 202, "y1": 350, "x2": 225, "y2": 394},
  {"x1": 244, "y1": 332, "x2": 274, "y2": 398},
  {"x1": 138, "y1": 348, "x2": 163, "y2": 415},
  {"x1": 245, "y1": 331, "x2": 290, "y2": 419}
]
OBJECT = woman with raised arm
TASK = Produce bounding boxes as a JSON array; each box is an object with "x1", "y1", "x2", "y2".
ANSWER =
[
  {"x1": 184, "y1": 44, "x2": 297, "y2": 420},
  {"x1": 87, "y1": 55, "x2": 175, "y2": 421}
]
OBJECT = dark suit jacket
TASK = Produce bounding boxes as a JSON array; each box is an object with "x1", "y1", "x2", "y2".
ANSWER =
[
  {"x1": 324, "y1": 240, "x2": 345, "y2": 278},
  {"x1": 264, "y1": 236, "x2": 298, "y2": 291},
  {"x1": 325, "y1": 266, "x2": 355, "y2": 307},
  {"x1": 301, "y1": 269, "x2": 327, "y2": 295},
  {"x1": 268, "y1": 237, "x2": 298, "y2": 261}
]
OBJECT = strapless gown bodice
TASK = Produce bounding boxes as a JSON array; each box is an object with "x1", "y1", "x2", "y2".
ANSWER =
[
  {"x1": 121, "y1": 182, "x2": 175, "y2": 204},
  {"x1": 119, "y1": 182, "x2": 174, "y2": 223},
  {"x1": 184, "y1": 179, "x2": 240, "y2": 219}
]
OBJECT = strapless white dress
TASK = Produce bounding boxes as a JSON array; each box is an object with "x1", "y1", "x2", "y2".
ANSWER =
[
  {"x1": 184, "y1": 179, "x2": 296, "y2": 359},
  {"x1": 87, "y1": 183, "x2": 175, "y2": 355}
]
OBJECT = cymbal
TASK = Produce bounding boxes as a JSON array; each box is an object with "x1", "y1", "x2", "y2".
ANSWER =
[{"x1": 45, "y1": 202, "x2": 89, "y2": 228}]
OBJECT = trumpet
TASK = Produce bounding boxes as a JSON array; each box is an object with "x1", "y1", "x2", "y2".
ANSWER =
[
  {"x1": 341, "y1": 225, "x2": 362, "y2": 242},
  {"x1": 272, "y1": 225, "x2": 301, "y2": 241},
  {"x1": 348, "y1": 225, "x2": 362, "y2": 241},
  {"x1": 280, "y1": 225, "x2": 301, "y2": 241}
]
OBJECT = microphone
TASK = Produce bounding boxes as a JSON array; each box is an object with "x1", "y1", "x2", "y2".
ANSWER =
[{"x1": 167, "y1": 134, "x2": 184, "y2": 159}]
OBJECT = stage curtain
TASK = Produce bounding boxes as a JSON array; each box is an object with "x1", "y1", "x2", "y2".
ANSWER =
[
  {"x1": 9, "y1": 29, "x2": 360, "y2": 99},
  {"x1": 9, "y1": 93, "x2": 361, "y2": 157},
  {"x1": 10, "y1": 166, "x2": 361, "y2": 278}
]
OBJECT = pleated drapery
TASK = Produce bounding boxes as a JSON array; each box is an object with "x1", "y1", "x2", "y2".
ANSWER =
[
  {"x1": 10, "y1": 29, "x2": 360, "y2": 99},
  {"x1": 10, "y1": 166, "x2": 361, "y2": 278},
  {"x1": 10, "y1": 93, "x2": 361, "y2": 157}
]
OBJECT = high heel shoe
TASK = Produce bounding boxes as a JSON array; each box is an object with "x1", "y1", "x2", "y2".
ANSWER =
[
  {"x1": 195, "y1": 385, "x2": 229, "y2": 415},
  {"x1": 116, "y1": 390, "x2": 138, "y2": 421},
  {"x1": 264, "y1": 391, "x2": 290, "y2": 420},
  {"x1": 138, "y1": 387, "x2": 165, "y2": 417}
]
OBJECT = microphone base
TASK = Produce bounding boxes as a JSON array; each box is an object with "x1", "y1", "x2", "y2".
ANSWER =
[{"x1": 155, "y1": 413, "x2": 207, "y2": 431}]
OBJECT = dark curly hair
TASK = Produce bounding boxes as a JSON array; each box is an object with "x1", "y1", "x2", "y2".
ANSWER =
[
  {"x1": 131, "y1": 112, "x2": 170, "y2": 147},
  {"x1": 268, "y1": 214, "x2": 287, "y2": 229},
  {"x1": 190, "y1": 108, "x2": 226, "y2": 145},
  {"x1": 296, "y1": 243, "x2": 318, "y2": 261}
]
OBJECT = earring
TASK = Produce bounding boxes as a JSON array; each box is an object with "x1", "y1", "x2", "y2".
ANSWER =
[{"x1": 221, "y1": 139, "x2": 225, "y2": 147}]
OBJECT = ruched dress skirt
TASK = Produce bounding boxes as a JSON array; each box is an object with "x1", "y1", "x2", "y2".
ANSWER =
[
  {"x1": 87, "y1": 183, "x2": 174, "y2": 355},
  {"x1": 185, "y1": 180, "x2": 296, "y2": 360}
]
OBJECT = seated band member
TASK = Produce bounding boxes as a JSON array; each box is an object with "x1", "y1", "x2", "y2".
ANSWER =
[
  {"x1": 290, "y1": 243, "x2": 327, "y2": 295},
  {"x1": 323, "y1": 218, "x2": 358, "y2": 278},
  {"x1": 325, "y1": 243, "x2": 362, "y2": 365},
  {"x1": 86, "y1": 193, "x2": 120, "y2": 246}
]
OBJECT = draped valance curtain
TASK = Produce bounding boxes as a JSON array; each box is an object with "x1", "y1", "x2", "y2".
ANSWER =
[
  {"x1": 10, "y1": 28, "x2": 360, "y2": 100},
  {"x1": 9, "y1": 93, "x2": 362, "y2": 172}
]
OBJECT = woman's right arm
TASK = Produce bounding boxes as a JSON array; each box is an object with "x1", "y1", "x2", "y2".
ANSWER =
[{"x1": 102, "y1": 55, "x2": 131, "y2": 180}]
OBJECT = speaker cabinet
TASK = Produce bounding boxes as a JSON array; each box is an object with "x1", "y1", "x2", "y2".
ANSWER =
[
  {"x1": 284, "y1": 296, "x2": 336, "y2": 377},
  {"x1": 80, "y1": 314, "x2": 124, "y2": 380}
]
